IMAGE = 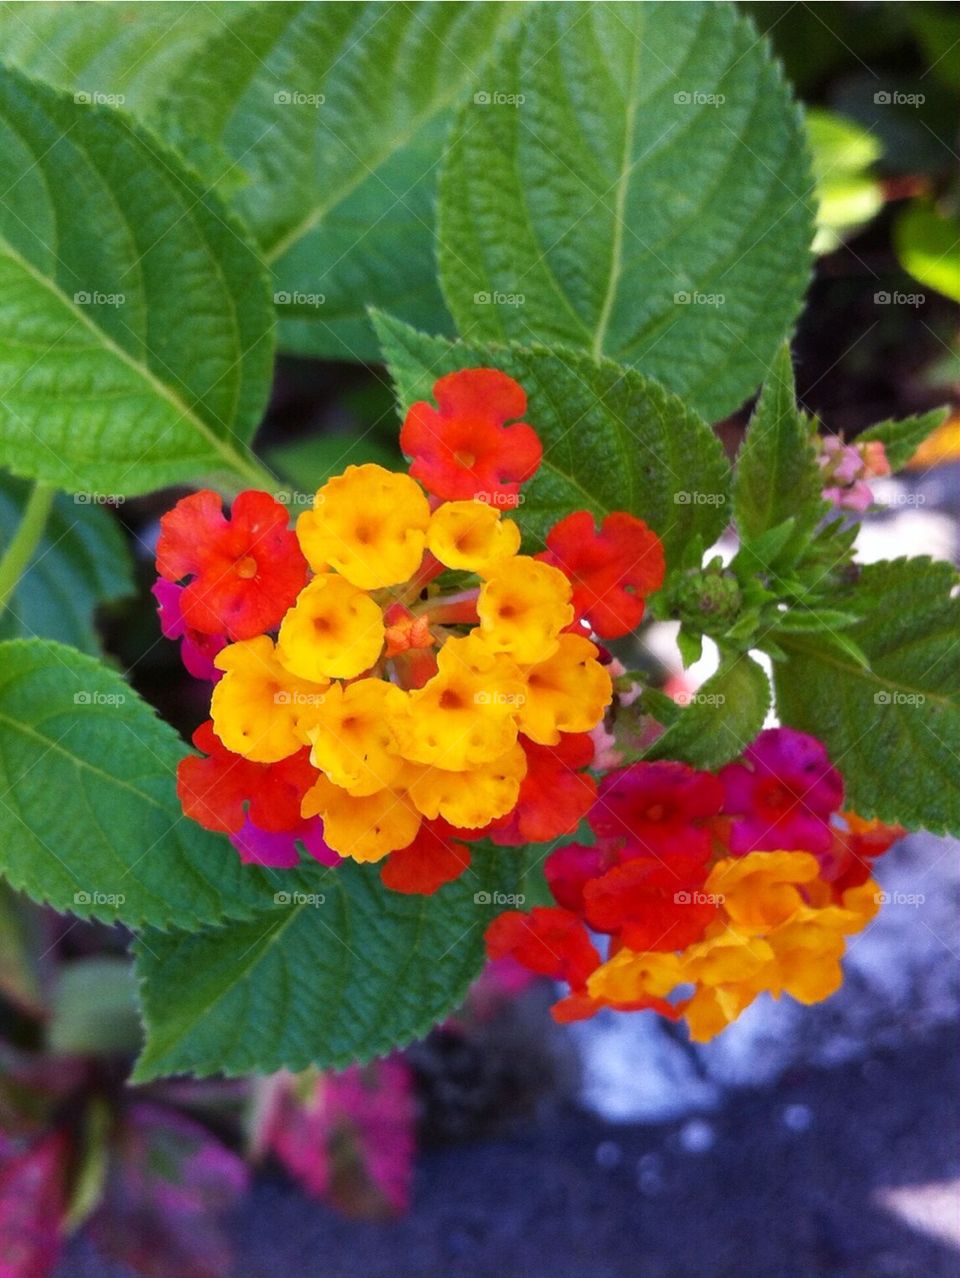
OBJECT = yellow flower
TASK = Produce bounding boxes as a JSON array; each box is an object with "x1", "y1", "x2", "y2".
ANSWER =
[
  {"x1": 587, "y1": 948, "x2": 685, "y2": 1004},
  {"x1": 427, "y1": 500, "x2": 520, "y2": 574},
  {"x1": 306, "y1": 679, "x2": 408, "y2": 797},
  {"x1": 301, "y1": 775, "x2": 421, "y2": 862},
  {"x1": 477, "y1": 556, "x2": 573, "y2": 663},
  {"x1": 682, "y1": 983, "x2": 759, "y2": 1043},
  {"x1": 706, "y1": 851, "x2": 822, "y2": 934},
  {"x1": 211, "y1": 636, "x2": 327, "y2": 762},
  {"x1": 296, "y1": 463, "x2": 430, "y2": 589},
  {"x1": 397, "y1": 633, "x2": 525, "y2": 770},
  {"x1": 517, "y1": 633, "x2": 612, "y2": 744},
  {"x1": 765, "y1": 909, "x2": 849, "y2": 1004},
  {"x1": 276, "y1": 573, "x2": 384, "y2": 682},
  {"x1": 406, "y1": 743, "x2": 527, "y2": 828}
]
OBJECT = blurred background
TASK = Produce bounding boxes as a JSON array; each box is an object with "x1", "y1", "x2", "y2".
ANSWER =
[{"x1": 1, "y1": 3, "x2": 958, "y2": 1276}]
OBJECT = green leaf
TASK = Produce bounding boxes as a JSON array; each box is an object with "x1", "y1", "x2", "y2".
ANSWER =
[
  {"x1": 733, "y1": 344, "x2": 823, "y2": 546},
  {"x1": 150, "y1": 0, "x2": 520, "y2": 361},
  {"x1": 0, "y1": 2, "x2": 240, "y2": 113},
  {"x1": 0, "y1": 65, "x2": 274, "y2": 495},
  {"x1": 0, "y1": 639, "x2": 311, "y2": 930},
  {"x1": 859, "y1": 407, "x2": 950, "y2": 471},
  {"x1": 436, "y1": 1, "x2": 814, "y2": 422},
  {"x1": 267, "y1": 432, "x2": 400, "y2": 495},
  {"x1": 775, "y1": 557, "x2": 960, "y2": 833},
  {"x1": 132, "y1": 853, "x2": 523, "y2": 1080},
  {"x1": 642, "y1": 653, "x2": 771, "y2": 768},
  {"x1": 0, "y1": 475, "x2": 133, "y2": 653},
  {"x1": 895, "y1": 201, "x2": 960, "y2": 303},
  {"x1": 48, "y1": 956, "x2": 141, "y2": 1055},
  {"x1": 806, "y1": 108, "x2": 884, "y2": 255},
  {"x1": 373, "y1": 313, "x2": 730, "y2": 566}
]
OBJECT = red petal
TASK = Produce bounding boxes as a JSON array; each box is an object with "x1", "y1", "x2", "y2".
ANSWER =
[{"x1": 380, "y1": 823, "x2": 471, "y2": 894}]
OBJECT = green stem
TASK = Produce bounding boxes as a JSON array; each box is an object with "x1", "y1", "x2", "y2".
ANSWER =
[{"x1": 0, "y1": 481, "x2": 55, "y2": 616}]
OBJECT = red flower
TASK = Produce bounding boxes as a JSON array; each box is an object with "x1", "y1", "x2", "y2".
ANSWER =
[
  {"x1": 380, "y1": 821, "x2": 472, "y2": 895},
  {"x1": 156, "y1": 489, "x2": 307, "y2": 640},
  {"x1": 489, "y1": 733, "x2": 597, "y2": 846},
  {"x1": 719, "y1": 727, "x2": 844, "y2": 855},
  {"x1": 177, "y1": 721, "x2": 315, "y2": 834},
  {"x1": 400, "y1": 369, "x2": 542, "y2": 506},
  {"x1": 484, "y1": 907, "x2": 600, "y2": 990},
  {"x1": 583, "y1": 855, "x2": 718, "y2": 951},
  {"x1": 589, "y1": 761, "x2": 724, "y2": 861},
  {"x1": 544, "y1": 842, "x2": 609, "y2": 913},
  {"x1": 551, "y1": 990, "x2": 681, "y2": 1024},
  {"x1": 821, "y1": 811, "x2": 904, "y2": 895},
  {"x1": 539, "y1": 510, "x2": 665, "y2": 639}
]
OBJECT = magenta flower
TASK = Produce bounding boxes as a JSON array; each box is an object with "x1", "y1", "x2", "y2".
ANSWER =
[{"x1": 719, "y1": 727, "x2": 844, "y2": 854}]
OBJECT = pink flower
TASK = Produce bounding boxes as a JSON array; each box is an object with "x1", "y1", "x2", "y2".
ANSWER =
[{"x1": 719, "y1": 727, "x2": 844, "y2": 855}]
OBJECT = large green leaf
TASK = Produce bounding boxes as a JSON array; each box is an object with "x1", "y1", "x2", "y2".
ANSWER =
[
  {"x1": 732, "y1": 343, "x2": 823, "y2": 546},
  {"x1": 151, "y1": 0, "x2": 519, "y2": 360},
  {"x1": 0, "y1": 66, "x2": 274, "y2": 495},
  {"x1": 0, "y1": 2, "x2": 239, "y2": 112},
  {"x1": 373, "y1": 313, "x2": 730, "y2": 566},
  {"x1": 436, "y1": 1, "x2": 814, "y2": 422},
  {"x1": 775, "y1": 558, "x2": 960, "y2": 834},
  {"x1": 133, "y1": 853, "x2": 523, "y2": 1079},
  {"x1": 0, "y1": 639, "x2": 310, "y2": 930},
  {"x1": 0, "y1": 475, "x2": 133, "y2": 652},
  {"x1": 642, "y1": 653, "x2": 771, "y2": 769}
]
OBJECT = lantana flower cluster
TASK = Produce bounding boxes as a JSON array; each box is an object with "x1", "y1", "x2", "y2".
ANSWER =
[
  {"x1": 155, "y1": 369, "x2": 665, "y2": 894},
  {"x1": 486, "y1": 728, "x2": 904, "y2": 1040}
]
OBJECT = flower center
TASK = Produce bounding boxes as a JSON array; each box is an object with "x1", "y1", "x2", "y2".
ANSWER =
[{"x1": 236, "y1": 555, "x2": 258, "y2": 579}]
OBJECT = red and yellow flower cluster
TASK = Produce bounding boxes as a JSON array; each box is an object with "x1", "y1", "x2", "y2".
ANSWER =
[
  {"x1": 155, "y1": 369, "x2": 665, "y2": 893},
  {"x1": 486, "y1": 728, "x2": 904, "y2": 1040}
]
